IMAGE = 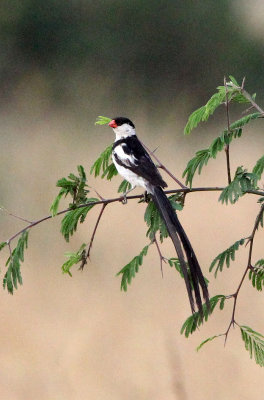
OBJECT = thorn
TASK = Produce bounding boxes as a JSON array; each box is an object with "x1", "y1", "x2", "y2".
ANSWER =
[
  {"x1": 245, "y1": 236, "x2": 252, "y2": 247},
  {"x1": 242, "y1": 105, "x2": 254, "y2": 115},
  {"x1": 152, "y1": 146, "x2": 159, "y2": 154},
  {"x1": 94, "y1": 189, "x2": 105, "y2": 201}
]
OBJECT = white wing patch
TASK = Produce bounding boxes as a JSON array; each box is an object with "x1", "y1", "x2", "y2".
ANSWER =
[{"x1": 113, "y1": 144, "x2": 139, "y2": 167}]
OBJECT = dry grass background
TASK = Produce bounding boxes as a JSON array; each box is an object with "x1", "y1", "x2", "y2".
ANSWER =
[{"x1": 0, "y1": 96, "x2": 264, "y2": 399}]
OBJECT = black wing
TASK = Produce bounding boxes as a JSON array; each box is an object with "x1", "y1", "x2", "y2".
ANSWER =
[{"x1": 113, "y1": 136, "x2": 167, "y2": 188}]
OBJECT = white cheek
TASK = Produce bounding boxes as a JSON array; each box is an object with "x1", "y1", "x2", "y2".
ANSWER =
[{"x1": 114, "y1": 124, "x2": 135, "y2": 138}]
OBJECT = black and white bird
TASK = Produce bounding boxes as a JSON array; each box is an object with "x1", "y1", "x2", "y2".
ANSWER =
[{"x1": 109, "y1": 117, "x2": 209, "y2": 315}]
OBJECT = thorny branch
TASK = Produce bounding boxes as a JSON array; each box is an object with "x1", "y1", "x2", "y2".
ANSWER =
[
  {"x1": 223, "y1": 203, "x2": 264, "y2": 344},
  {"x1": 83, "y1": 203, "x2": 107, "y2": 263},
  {"x1": 2, "y1": 187, "x2": 264, "y2": 251},
  {"x1": 153, "y1": 234, "x2": 167, "y2": 277},
  {"x1": 229, "y1": 80, "x2": 264, "y2": 115},
  {"x1": 0, "y1": 206, "x2": 33, "y2": 224}
]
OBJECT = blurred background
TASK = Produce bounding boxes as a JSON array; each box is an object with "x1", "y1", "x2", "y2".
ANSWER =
[{"x1": 0, "y1": 0, "x2": 264, "y2": 399}]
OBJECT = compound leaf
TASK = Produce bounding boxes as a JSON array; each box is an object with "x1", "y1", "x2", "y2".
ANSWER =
[
  {"x1": 240, "y1": 325, "x2": 264, "y2": 367},
  {"x1": 50, "y1": 165, "x2": 89, "y2": 216},
  {"x1": 90, "y1": 144, "x2": 113, "y2": 178},
  {"x1": 116, "y1": 244, "x2": 150, "y2": 291},
  {"x1": 95, "y1": 116, "x2": 112, "y2": 125},
  {"x1": 249, "y1": 259, "x2": 264, "y2": 291},
  {"x1": 219, "y1": 167, "x2": 258, "y2": 205},
  {"x1": 3, "y1": 231, "x2": 29, "y2": 294},
  {"x1": 209, "y1": 238, "x2": 245, "y2": 277},
  {"x1": 253, "y1": 155, "x2": 264, "y2": 180},
  {"x1": 61, "y1": 243, "x2": 87, "y2": 276},
  {"x1": 181, "y1": 295, "x2": 226, "y2": 338},
  {"x1": 196, "y1": 334, "x2": 222, "y2": 351},
  {"x1": 61, "y1": 199, "x2": 98, "y2": 242}
]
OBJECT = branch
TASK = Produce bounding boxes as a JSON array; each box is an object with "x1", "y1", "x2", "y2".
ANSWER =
[
  {"x1": 241, "y1": 89, "x2": 264, "y2": 115},
  {"x1": 83, "y1": 203, "x2": 107, "y2": 264},
  {"x1": 0, "y1": 206, "x2": 33, "y2": 224},
  {"x1": 224, "y1": 203, "x2": 264, "y2": 343},
  {"x1": 3, "y1": 187, "x2": 264, "y2": 247},
  {"x1": 153, "y1": 234, "x2": 167, "y2": 277},
  {"x1": 229, "y1": 80, "x2": 264, "y2": 115}
]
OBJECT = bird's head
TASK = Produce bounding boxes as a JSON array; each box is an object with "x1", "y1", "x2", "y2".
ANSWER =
[{"x1": 108, "y1": 117, "x2": 136, "y2": 138}]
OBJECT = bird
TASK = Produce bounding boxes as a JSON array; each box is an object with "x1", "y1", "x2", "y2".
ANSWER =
[{"x1": 108, "y1": 116, "x2": 210, "y2": 316}]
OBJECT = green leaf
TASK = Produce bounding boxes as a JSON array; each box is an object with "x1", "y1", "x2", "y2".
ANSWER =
[
  {"x1": 249, "y1": 259, "x2": 264, "y2": 291},
  {"x1": 168, "y1": 257, "x2": 209, "y2": 288},
  {"x1": 0, "y1": 241, "x2": 7, "y2": 251},
  {"x1": 219, "y1": 167, "x2": 258, "y2": 205},
  {"x1": 50, "y1": 166, "x2": 90, "y2": 216},
  {"x1": 209, "y1": 238, "x2": 245, "y2": 278},
  {"x1": 61, "y1": 199, "x2": 98, "y2": 242},
  {"x1": 196, "y1": 334, "x2": 222, "y2": 351},
  {"x1": 90, "y1": 144, "x2": 114, "y2": 178},
  {"x1": 228, "y1": 75, "x2": 239, "y2": 86},
  {"x1": 3, "y1": 231, "x2": 29, "y2": 294},
  {"x1": 184, "y1": 82, "x2": 244, "y2": 135},
  {"x1": 182, "y1": 149, "x2": 211, "y2": 187},
  {"x1": 50, "y1": 190, "x2": 65, "y2": 217},
  {"x1": 61, "y1": 243, "x2": 87, "y2": 276},
  {"x1": 118, "y1": 180, "x2": 132, "y2": 193},
  {"x1": 95, "y1": 116, "x2": 112, "y2": 125},
  {"x1": 240, "y1": 325, "x2": 264, "y2": 367},
  {"x1": 101, "y1": 163, "x2": 118, "y2": 180},
  {"x1": 180, "y1": 295, "x2": 226, "y2": 338},
  {"x1": 144, "y1": 196, "x2": 182, "y2": 242},
  {"x1": 183, "y1": 113, "x2": 261, "y2": 187},
  {"x1": 229, "y1": 112, "x2": 261, "y2": 130},
  {"x1": 168, "y1": 257, "x2": 182, "y2": 275},
  {"x1": 184, "y1": 79, "x2": 258, "y2": 135},
  {"x1": 184, "y1": 88, "x2": 227, "y2": 135},
  {"x1": 253, "y1": 155, "x2": 264, "y2": 180},
  {"x1": 116, "y1": 244, "x2": 150, "y2": 291}
]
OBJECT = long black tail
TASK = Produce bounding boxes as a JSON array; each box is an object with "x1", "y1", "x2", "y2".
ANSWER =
[{"x1": 151, "y1": 186, "x2": 210, "y2": 315}]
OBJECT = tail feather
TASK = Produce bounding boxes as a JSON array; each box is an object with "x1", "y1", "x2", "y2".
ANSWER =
[{"x1": 151, "y1": 186, "x2": 209, "y2": 316}]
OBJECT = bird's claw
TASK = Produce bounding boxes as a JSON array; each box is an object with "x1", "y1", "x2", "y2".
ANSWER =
[
  {"x1": 122, "y1": 195, "x2": 128, "y2": 204},
  {"x1": 143, "y1": 191, "x2": 150, "y2": 203}
]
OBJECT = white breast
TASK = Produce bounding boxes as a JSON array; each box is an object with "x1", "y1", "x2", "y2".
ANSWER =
[{"x1": 112, "y1": 145, "x2": 149, "y2": 190}]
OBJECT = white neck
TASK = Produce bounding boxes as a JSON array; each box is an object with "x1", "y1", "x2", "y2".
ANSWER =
[{"x1": 112, "y1": 123, "x2": 136, "y2": 140}]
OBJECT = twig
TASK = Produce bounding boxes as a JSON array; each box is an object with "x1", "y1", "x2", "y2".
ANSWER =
[
  {"x1": 224, "y1": 203, "x2": 264, "y2": 343},
  {"x1": 86, "y1": 203, "x2": 107, "y2": 261},
  {"x1": 153, "y1": 234, "x2": 167, "y2": 277},
  {"x1": 0, "y1": 206, "x2": 33, "y2": 224},
  {"x1": 228, "y1": 81, "x2": 264, "y2": 115},
  {"x1": 224, "y1": 77, "x2": 232, "y2": 184},
  {"x1": 3, "y1": 186, "x2": 264, "y2": 246},
  {"x1": 240, "y1": 88, "x2": 264, "y2": 115}
]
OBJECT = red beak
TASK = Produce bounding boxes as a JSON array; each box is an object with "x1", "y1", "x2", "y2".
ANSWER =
[{"x1": 109, "y1": 119, "x2": 117, "y2": 128}]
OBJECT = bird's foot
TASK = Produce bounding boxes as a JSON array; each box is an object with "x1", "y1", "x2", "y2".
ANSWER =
[
  {"x1": 121, "y1": 194, "x2": 128, "y2": 204},
  {"x1": 143, "y1": 191, "x2": 151, "y2": 203}
]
